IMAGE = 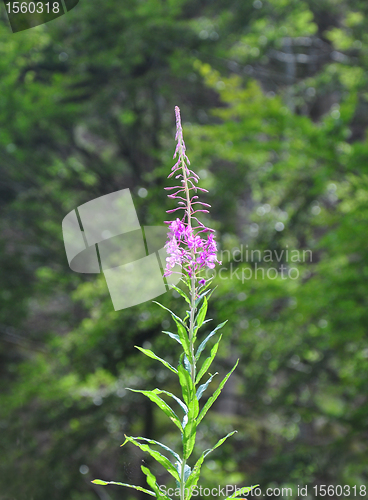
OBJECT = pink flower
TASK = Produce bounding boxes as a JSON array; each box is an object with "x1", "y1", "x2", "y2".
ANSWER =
[
  {"x1": 187, "y1": 233, "x2": 203, "y2": 252},
  {"x1": 168, "y1": 218, "x2": 186, "y2": 240}
]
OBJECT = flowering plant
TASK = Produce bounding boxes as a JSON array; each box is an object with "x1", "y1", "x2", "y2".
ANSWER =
[{"x1": 92, "y1": 107, "x2": 257, "y2": 500}]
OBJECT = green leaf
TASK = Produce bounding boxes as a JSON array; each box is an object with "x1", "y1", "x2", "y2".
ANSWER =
[
  {"x1": 127, "y1": 388, "x2": 183, "y2": 431},
  {"x1": 91, "y1": 479, "x2": 156, "y2": 497},
  {"x1": 225, "y1": 485, "x2": 260, "y2": 499},
  {"x1": 126, "y1": 436, "x2": 181, "y2": 463},
  {"x1": 188, "y1": 394, "x2": 199, "y2": 421},
  {"x1": 196, "y1": 373, "x2": 218, "y2": 401},
  {"x1": 154, "y1": 389, "x2": 188, "y2": 414},
  {"x1": 177, "y1": 357, "x2": 198, "y2": 460},
  {"x1": 185, "y1": 431, "x2": 237, "y2": 497},
  {"x1": 183, "y1": 419, "x2": 197, "y2": 460},
  {"x1": 178, "y1": 361, "x2": 195, "y2": 406},
  {"x1": 122, "y1": 435, "x2": 180, "y2": 481},
  {"x1": 141, "y1": 465, "x2": 171, "y2": 500},
  {"x1": 183, "y1": 388, "x2": 199, "y2": 460},
  {"x1": 185, "y1": 452, "x2": 205, "y2": 497},
  {"x1": 183, "y1": 354, "x2": 192, "y2": 374},
  {"x1": 170, "y1": 284, "x2": 191, "y2": 305},
  {"x1": 124, "y1": 435, "x2": 182, "y2": 462},
  {"x1": 197, "y1": 360, "x2": 239, "y2": 425},
  {"x1": 193, "y1": 319, "x2": 212, "y2": 336},
  {"x1": 196, "y1": 321, "x2": 228, "y2": 360},
  {"x1": 194, "y1": 284, "x2": 214, "y2": 308},
  {"x1": 183, "y1": 399, "x2": 198, "y2": 460},
  {"x1": 162, "y1": 331, "x2": 181, "y2": 344},
  {"x1": 153, "y1": 301, "x2": 186, "y2": 327},
  {"x1": 183, "y1": 310, "x2": 190, "y2": 324},
  {"x1": 153, "y1": 301, "x2": 191, "y2": 359},
  {"x1": 175, "y1": 462, "x2": 191, "y2": 481},
  {"x1": 203, "y1": 431, "x2": 237, "y2": 458},
  {"x1": 135, "y1": 346, "x2": 178, "y2": 373},
  {"x1": 175, "y1": 323, "x2": 192, "y2": 360},
  {"x1": 195, "y1": 335, "x2": 222, "y2": 385},
  {"x1": 195, "y1": 296, "x2": 208, "y2": 333}
]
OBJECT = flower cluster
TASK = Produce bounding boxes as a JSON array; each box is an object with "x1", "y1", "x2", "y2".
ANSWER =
[
  {"x1": 163, "y1": 107, "x2": 221, "y2": 278},
  {"x1": 164, "y1": 218, "x2": 220, "y2": 277}
]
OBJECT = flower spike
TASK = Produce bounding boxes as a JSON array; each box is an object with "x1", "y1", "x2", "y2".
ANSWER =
[{"x1": 163, "y1": 107, "x2": 221, "y2": 279}]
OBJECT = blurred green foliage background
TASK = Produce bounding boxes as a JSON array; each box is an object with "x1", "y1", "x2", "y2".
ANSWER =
[{"x1": 0, "y1": 0, "x2": 367, "y2": 499}]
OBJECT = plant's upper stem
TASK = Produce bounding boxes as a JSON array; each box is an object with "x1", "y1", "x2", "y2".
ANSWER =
[{"x1": 179, "y1": 127, "x2": 197, "y2": 500}]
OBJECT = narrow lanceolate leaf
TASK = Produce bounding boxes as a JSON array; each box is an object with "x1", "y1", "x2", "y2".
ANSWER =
[
  {"x1": 185, "y1": 431, "x2": 237, "y2": 498},
  {"x1": 183, "y1": 398, "x2": 199, "y2": 460},
  {"x1": 196, "y1": 321, "x2": 228, "y2": 360},
  {"x1": 178, "y1": 362, "x2": 196, "y2": 406},
  {"x1": 126, "y1": 388, "x2": 183, "y2": 431},
  {"x1": 183, "y1": 310, "x2": 190, "y2": 324},
  {"x1": 195, "y1": 335, "x2": 222, "y2": 385},
  {"x1": 135, "y1": 346, "x2": 178, "y2": 373},
  {"x1": 197, "y1": 360, "x2": 239, "y2": 425},
  {"x1": 194, "y1": 283, "x2": 214, "y2": 308},
  {"x1": 183, "y1": 411, "x2": 197, "y2": 460},
  {"x1": 194, "y1": 296, "x2": 208, "y2": 336},
  {"x1": 196, "y1": 373, "x2": 218, "y2": 401},
  {"x1": 141, "y1": 465, "x2": 171, "y2": 500},
  {"x1": 122, "y1": 435, "x2": 180, "y2": 481},
  {"x1": 225, "y1": 485, "x2": 260, "y2": 499},
  {"x1": 185, "y1": 451, "x2": 205, "y2": 499},
  {"x1": 193, "y1": 319, "x2": 212, "y2": 337},
  {"x1": 170, "y1": 284, "x2": 191, "y2": 305},
  {"x1": 202, "y1": 431, "x2": 237, "y2": 459},
  {"x1": 203, "y1": 286, "x2": 217, "y2": 304},
  {"x1": 154, "y1": 389, "x2": 188, "y2": 414},
  {"x1": 91, "y1": 479, "x2": 155, "y2": 497},
  {"x1": 175, "y1": 321, "x2": 192, "y2": 360},
  {"x1": 183, "y1": 354, "x2": 192, "y2": 374},
  {"x1": 189, "y1": 393, "x2": 199, "y2": 420},
  {"x1": 153, "y1": 301, "x2": 186, "y2": 326},
  {"x1": 123, "y1": 435, "x2": 182, "y2": 462},
  {"x1": 153, "y1": 301, "x2": 191, "y2": 358},
  {"x1": 162, "y1": 331, "x2": 181, "y2": 344}
]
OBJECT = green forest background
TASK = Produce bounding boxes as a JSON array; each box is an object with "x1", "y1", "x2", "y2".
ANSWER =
[{"x1": 0, "y1": 0, "x2": 367, "y2": 499}]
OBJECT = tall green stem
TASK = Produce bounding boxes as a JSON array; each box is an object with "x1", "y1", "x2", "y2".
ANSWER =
[
  {"x1": 179, "y1": 131, "x2": 197, "y2": 384},
  {"x1": 179, "y1": 123, "x2": 197, "y2": 500},
  {"x1": 180, "y1": 458, "x2": 187, "y2": 500},
  {"x1": 188, "y1": 272, "x2": 196, "y2": 382}
]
